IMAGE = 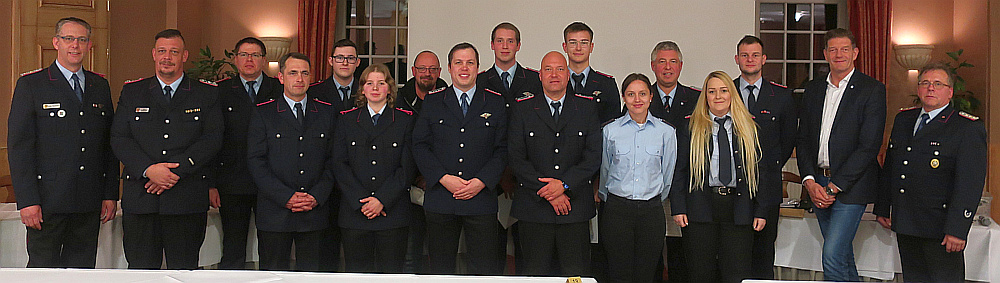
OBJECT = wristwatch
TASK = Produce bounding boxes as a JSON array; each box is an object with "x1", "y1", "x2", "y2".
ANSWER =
[{"x1": 825, "y1": 186, "x2": 838, "y2": 196}]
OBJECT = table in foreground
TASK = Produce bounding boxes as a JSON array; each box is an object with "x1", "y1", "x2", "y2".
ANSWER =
[{"x1": 0, "y1": 268, "x2": 596, "y2": 283}]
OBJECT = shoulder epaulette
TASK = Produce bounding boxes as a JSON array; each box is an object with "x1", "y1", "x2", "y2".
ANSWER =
[
  {"x1": 958, "y1": 111, "x2": 979, "y2": 121},
  {"x1": 768, "y1": 81, "x2": 787, "y2": 88},
  {"x1": 340, "y1": 107, "x2": 359, "y2": 115},
  {"x1": 396, "y1": 108, "x2": 414, "y2": 115},
  {"x1": 20, "y1": 68, "x2": 43, "y2": 77},
  {"x1": 484, "y1": 88, "x2": 502, "y2": 96},
  {"x1": 516, "y1": 92, "x2": 534, "y2": 102},
  {"x1": 659, "y1": 118, "x2": 672, "y2": 127},
  {"x1": 312, "y1": 98, "x2": 332, "y2": 106},
  {"x1": 198, "y1": 79, "x2": 218, "y2": 86},
  {"x1": 899, "y1": 106, "x2": 920, "y2": 112},
  {"x1": 85, "y1": 70, "x2": 107, "y2": 78},
  {"x1": 428, "y1": 87, "x2": 447, "y2": 95},
  {"x1": 215, "y1": 77, "x2": 232, "y2": 84},
  {"x1": 684, "y1": 115, "x2": 692, "y2": 119},
  {"x1": 523, "y1": 66, "x2": 539, "y2": 73},
  {"x1": 256, "y1": 99, "x2": 275, "y2": 106},
  {"x1": 478, "y1": 70, "x2": 488, "y2": 75},
  {"x1": 594, "y1": 70, "x2": 614, "y2": 78},
  {"x1": 688, "y1": 86, "x2": 702, "y2": 92},
  {"x1": 123, "y1": 77, "x2": 146, "y2": 85},
  {"x1": 574, "y1": 93, "x2": 595, "y2": 100},
  {"x1": 309, "y1": 80, "x2": 324, "y2": 87},
  {"x1": 601, "y1": 118, "x2": 617, "y2": 128}
]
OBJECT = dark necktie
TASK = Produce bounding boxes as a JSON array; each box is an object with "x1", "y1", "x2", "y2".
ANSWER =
[
  {"x1": 663, "y1": 95, "x2": 671, "y2": 111},
  {"x1": 294, "y1": 102, "x2": 304, "y2": 126},
  {"x1": 372, "y1": 113, "x2": 381, "y2": 125},
  {"x1": 163, "y1": 85, "x2": 172, "y2": 103},
  {"x1": 71, "y1": 74, "x2": 83, "y2": 102},
  {"x1": 716, "y1": 117, "x2": 733, "y2": 186},
  {"x1": 915, "y1": 113, "x2": 930, "y2": 135},
  {"x1": 501, "y1": 71, "x2": 510, "y2": 91},
  {"x1": 551, "y1": 101, "x2": 561, "y2": 122},
  {"x1": 339, "y1": 86, "x2": 351, "y2": 102},
  {"x1": 745, "y1": 85, "x2": 757, "y2": 112},
  {"x1": 572, "y1": 73, "x2": 584, "y2": 92},
  {"x1": 460, "y1": 93, "x2": 469, "y2": 116},
  {"x1": 246, "y1": 81, "x2": 257, "y2": 102}
]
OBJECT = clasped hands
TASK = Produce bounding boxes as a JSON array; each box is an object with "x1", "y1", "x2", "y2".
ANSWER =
[
  {"x1": 286, "y1": 192, "x2": 318, "y2": 212},
  {"x1": 803, "y1": 179, "x2": 840, "y2": 209},
  {"x1": 145, "y1": 162, "x2": 180, "y2": 194}
]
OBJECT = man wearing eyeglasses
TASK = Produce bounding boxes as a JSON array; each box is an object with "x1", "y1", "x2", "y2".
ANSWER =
[
  {"x1": 477, "y1": 22, "x2": 541, "y2": 108},
  {"x1": 309, "y1": 39, "x2": 361, "y2": 112},
  {"x1": 562, "y1": 22, "x2": 620, "y2": 122},
  {"x1": 9, "y1": 17, "x2": 118, "y2": 269},
  {"x1": 398, "y1": 50, "x2": 447, "y2": 114},
  {"x1": 874, "y1": 62, "x2": 986, "y2": 283},
  {"x1": 210, "y1": 37, "x2": 282, "y2": 270}
]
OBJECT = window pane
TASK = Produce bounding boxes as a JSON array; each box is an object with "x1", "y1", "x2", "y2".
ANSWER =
[
  {"x1": 787, "y1": 34, "x2": 811, "y2": 60},
  {"x1": 812, "y1": 63, "x2": 830, "y2": 81},
  {"x1": 397, "y1": 0, "x2": 408, "y2": 26},
  {"x1": 348, "y1": 0, "x2": 370, "y2": 26},
  {"x1": 814, "y1": 34, "x2": 826, "y2": 60},
  {"x1": 371, "y1": 28, "x2": 396, "y2": 56},
  {"x1": 760, "y1": 3, "x2": 784, "y2": 30},
  {"x1": 347, "y1": 28, "x2": 370, "y2": 55},
  {"x1": 762, "y1": 63, "x2": 783, "y2": 85},
  {"x1": 786, "y1": 63, "x2": 810, "y2": 89},
  {"x1": 396, "y1": 29, "x2": 408, "y2": 81},
  {"x1": 371, "y1": 0, "x2": 396, "y2": 26},
  {"x1": 761, "y1": 33, "x2": 784, "y2": 60},
  {"x1": 787, "y1": 4, "x2": 812, "y2": 31},
  {"x1": 815, "y1": 4, "x2": 837, "y2": 31}
]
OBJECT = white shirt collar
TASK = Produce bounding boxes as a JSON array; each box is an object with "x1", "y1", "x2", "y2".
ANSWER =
[
  {"x1": 826, "y1": 68, "x2": 856, "y2": 88},
  {"x1": 494, "y1": 62, "x2": 518, "y2": 76},
  {"x1": 368, "y1": 103, "x2": 387, "y2": 117},
  {"x1": 920, "y1": 103, "x2": 949, "y2": 121},
  {"x1": 453, "y1": 85, "x2": 477, "y2": 102},
  {"x1": 284, "y1": 93, "x2": 308, "y2": 114}
]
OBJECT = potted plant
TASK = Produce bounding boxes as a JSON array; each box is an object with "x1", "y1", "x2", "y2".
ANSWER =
[{"x1": 186, "y1": 46, "x2": 237, "y2": 82}]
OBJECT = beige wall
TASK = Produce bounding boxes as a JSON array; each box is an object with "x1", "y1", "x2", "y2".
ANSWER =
[
  {"x1": 109, "y1": 0, "x2": 167, "y2": 100},
  {"x1": 989, "y1": 0, "x2": 999, "y2": 222},
  {"x1": 0, "y1": 0, "x2": 12, "y2": 200}
]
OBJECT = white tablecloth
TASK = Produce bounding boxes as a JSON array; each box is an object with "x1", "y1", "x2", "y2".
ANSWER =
[
  {"x1": 0, "y1": 202, "x2": 258, "y2": 268},
  {"x1": 0, "y1": 268, "x2": 597, "y2": 283},
  {"x1": 774, "y1": 215, "x2": 1000, "y2": 282}
]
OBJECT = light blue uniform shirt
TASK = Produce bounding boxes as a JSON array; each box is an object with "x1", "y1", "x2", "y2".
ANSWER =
[
  {"x1": 156, "y1": 74, "x2": 184, "y2": 98},
  {"x1": 55, "y1": 60, "x2": 85, "y2": 93},
  {"x1": 240, "y1": 74, "x2": 263, "y2": 96},
  {"x1": 600, "y1": 112, "x2": 677, "y2": 201},
  {"x1": 494, "y1": 63, "x2": 518, "y2": 88},
  {"x1": 570, "y1": 66, "x2": 591, "y2": 90},
  {"x1": 913, "y1": 103, "x2": 948, "y2": 135},
  {"x1": 657, "y1": 84, "x2": 678, "y2": 108},
  {"x1": 284, "y1": 94, "x2": 308, "y2": 119}
]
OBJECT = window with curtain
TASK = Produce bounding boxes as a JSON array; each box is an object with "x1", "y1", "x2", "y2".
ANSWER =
[
  {"x1": 759, "y1": 0, "x2": 847, "y2": 91},
  {"x1": 345, "y1": 0, "x2": 408, "y2": 86}
]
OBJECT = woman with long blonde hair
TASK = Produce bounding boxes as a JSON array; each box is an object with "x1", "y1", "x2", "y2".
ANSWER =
[{"x1": 669, "y1": 71, "x2": 765, "y2": 283}]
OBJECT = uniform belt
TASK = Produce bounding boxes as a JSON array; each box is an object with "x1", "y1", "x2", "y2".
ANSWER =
[
  {"x1": 708, "y1": 186, "x2": 736, "y2": 196},
  {"x1": 819, "y1": 167, "x2": 833, "y2": 177}
]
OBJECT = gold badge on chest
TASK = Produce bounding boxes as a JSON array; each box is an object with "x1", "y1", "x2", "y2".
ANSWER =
[{"x1": 930, "y1": 158, "x2": 940, "y2": 169}]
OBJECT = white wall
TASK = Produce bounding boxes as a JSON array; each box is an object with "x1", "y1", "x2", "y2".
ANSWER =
[{"x1": 409, "y1": 0, "x2": 756, "y2": 90}]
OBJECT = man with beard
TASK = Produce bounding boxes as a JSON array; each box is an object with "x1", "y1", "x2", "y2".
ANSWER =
[{"x1": 398, "y1": 50, "x2": 447, "y2": 114}]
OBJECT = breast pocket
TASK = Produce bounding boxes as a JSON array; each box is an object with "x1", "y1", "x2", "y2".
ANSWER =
[
  {"x1": 610, "y1": 144, "x2": 632, "y2": 178},
  {"x1": 645, "y1": 145, "x2": 663, "y2": 174}
]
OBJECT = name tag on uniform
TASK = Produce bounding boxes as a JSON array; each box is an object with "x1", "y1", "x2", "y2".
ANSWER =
[
  {"x1": 92, "y1": 103, "x2": 104, "y2": 108},
  {"x1": 42, "y1": 103, "x2": 61, "y2": 109},
  {"x1": 930, "y1": 141, "x2": 940, "y2": 146},
  {"x1": 135, "y1": 107, "x2": 150, "y2": 113},
  {"x1": 185, "y1": 108, "x2": 201, "y2": 113}
]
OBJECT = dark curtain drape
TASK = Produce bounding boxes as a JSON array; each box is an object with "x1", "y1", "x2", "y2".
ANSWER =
[
  {"x1": 298, "y1": 0, "x2": 338, "y2": 82},
  {"x1": 849, "y1": 0, "x2": 892, "y2": 83}
]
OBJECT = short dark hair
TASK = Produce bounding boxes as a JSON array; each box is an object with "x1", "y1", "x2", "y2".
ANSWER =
[
  {"x1": 55, "y1": 17, "x2": 92, "y2": 38},
  {"x1": 154, "y1": 29, "x2": 185, "y2": 43},
  {"x1": 621, "y1": 73, "x2": 652, "y2": 95},
  {"x1": 563, "y1": 22, "x2": 594, "y2": 42},
  {"x1": 331, "y1": 39, "x2": 358, "y2": 55},
  {"x1": 447, "y1": 42, "x2": 479, "y2": 65},
  {"x1": 917, "y1": 61, "x2": 955, "y2": 87},
  {"x1": 235, "y1": 37, "x2": 266, "y2": 55},
  {"x1": 491, "y1": 22, "x2": 520, "y2": 43},
  {"x1": 737, "y1": 35, "x2": 763, "y2": 51},
  {"x1": 823, "y1": 28, "x2": 856, "y2": 49},
  {"x1": 279, "y1": 52, "x2": 310, "y2": 72}
]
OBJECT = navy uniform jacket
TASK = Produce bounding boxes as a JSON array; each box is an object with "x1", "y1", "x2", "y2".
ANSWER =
[
  {"x1": 398, "y1": 77, "x2": 448, "y2": 114},
  {"x1": 412, "y1": 86, "x2": 508, "y2": 215},
  {"x1": 212, "y1": 75, "x2": 282, "y2": 195},
  {"x1": 874, "y1": 106, "x2": 986, "y2": 240},
  {"x1": 670, "y1": 128, "x2": 765, "y2": 226},
  {"x1": 476, "y1": 64, "x2": 542, "y2": 108},
  {"x1": 568, "y1": 68, "x2": 622, "y2": 122},
  {"x1": 508, "y1": 92, "x2": 601, "y2": 224},
  {"x1": 734, "y1": 78, "x2": 797, "y2": 206},
  {"x1": 111, "y1": 76, "x2": 223, "y2": 215},
  {"x1": 247, "y1": 97, "x2": 335, "y2": 232},
  {"x1": 8, "y1": 63, "x2": 119, "y2": 212},
  {"x1": 796, "y1": 71, "x2": 886, "y2": 204},
  {"x1": 333, "y1": 106, "x2": 416, "y2": 230},
  {"x1": 307, "y1": 75, "x2": 360, "y2": 112},
  {"x1": 648, "y1": 83, "x2": 701, "y2": 132}
]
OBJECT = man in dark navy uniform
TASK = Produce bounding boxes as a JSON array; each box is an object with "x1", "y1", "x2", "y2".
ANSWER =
[
  {"x1": 8, "y1": 17, "x2": 118, "y2": 268},
  {"x1": 875, "y1": 62, "x2": 986, "y2": 283},
  {"x1": 648, "y1": 41, "x2": 700, "y2": 132},
  {"x1": 247, "y1": 52, "x2": 336, "y2": 271},
  {"x1": 210, "y1": 37, "x2": 282, "y2": 270},
  {"x1": 412, "y1": 42, "x2": 507, "y2": 275},
  {"x1": 398, "y1": 50, "x2": 448, "y2": 114},
  {"x1": 562, "y1": 22, "x2": 621, "y2": 122},
  {"x1": 477, "y1": 22, "x2": 542, "y2": 108},
  {"x1": 111, "y1": 29, "x2": 223, "y2": 270},
  {"x1": 732, "y1": 35, "x2": 798, "y2": 280},
  {"x1": 508, "y1": 51, "x2": 601, "y2": 276}
]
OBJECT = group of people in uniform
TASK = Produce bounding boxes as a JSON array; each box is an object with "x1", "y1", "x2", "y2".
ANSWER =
[{"x1": 8, "y1": 16, "x2": 987, "y2": 283}]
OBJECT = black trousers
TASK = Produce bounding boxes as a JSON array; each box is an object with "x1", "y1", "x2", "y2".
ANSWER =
[
  {"x1": 406, "y1": 202, "x2": 427, "y2": 273},
  {"x1": 217, "y1": 193, "x2": 256, "y2": 270},
  {"x1": 425, "y1": 211, "x2": 502, "y2": 275},
  {"x1": 681, "y1": 193, "x2": 753, "y2": 283},
  {"x1": 599, "y1": 194, "x2": 665, "y2": 283},
  {"x1": 318, "y1": 198, "x2": 341, "y2": 272},
  {"x1": 25, "y1": 211, "x2": 100, "y2": 268},
  {"x1": 342, "y1": 226, "x2": 409, "y2": 273},
  {"x1": 896, "y1": 233, "x2": 965, "y2": 283},
  {"x1": 257, "y1": 229, "x2": 324, "y2": 271},
  {"x1": 518, "y1": 220, "x2": 591, "y2": 277},
  {"x1": 749, "y1": 204, "x2": 779, "y2": 279},
  {"x1": 122, "y1": 212, "x2": 207, "y2": 270}
]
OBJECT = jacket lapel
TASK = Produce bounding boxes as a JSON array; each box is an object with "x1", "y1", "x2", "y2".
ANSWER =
[
  {"x1": 532, "y1": 95, "x2": 557, "y2": 130},
  {"x1": 147, "y1": 77, "x2": 169, "y2": 109},
  {"x1": 554, "y1": 93, "x2": 574, "y2": 130},
  {"x1": 442, "y1": 88, "x2": 465, "y2": 121},
  {"x1": 913, "y1": 106, "x2": 953, "y2": 140},
  {"x1": 275, "y1": 98, "x2": 302, "y2": 131},
  {"x1": 830, "y1": 74, "x2": 862, "y2": 133},
  {"x1": 462, "y1": 88, "x2": 487, "y2": 125},
  {"x1": 45, "y1": 64, "x2": 81, "y2": 104}
]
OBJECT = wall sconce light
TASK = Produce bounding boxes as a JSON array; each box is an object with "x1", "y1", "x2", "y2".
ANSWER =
[
  {"x1": 260, "y1": 37, "x2": 292, "y2": 62},
  {"x1": 894, "y1": 44, "x2": 934, "y2": 70}
]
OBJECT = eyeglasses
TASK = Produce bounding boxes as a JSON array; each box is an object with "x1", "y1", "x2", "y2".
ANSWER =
[
  {"x1": 236, "y1": 52, "x2": 264, "y2": 59},
  {"x1": 333, "y1": 55, "x2": 359, "y2": 63},
  {"x1": 55, "y1": 35, "x2": 90, "y2": 43},
  {"x1": 917, "y1": 80, "x2": 951, "y2": 89},
  {"x1": 565, "y1": 40, "x2": 591, "y2": 48},
  {"x1": 414, "y1": 66, "x2": 441, "y2": 73}
]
